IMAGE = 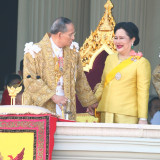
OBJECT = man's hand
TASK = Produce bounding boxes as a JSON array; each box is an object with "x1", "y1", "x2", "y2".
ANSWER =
[
  {"x1": 86, "y1": 103, "x2": 98, "y2": 116},
  {"x1": 138, "y1": 119, "x2": 148, "y2": 124},
  {"x1": 51, "y1": 95, "x2": 68, "y2": 107}
]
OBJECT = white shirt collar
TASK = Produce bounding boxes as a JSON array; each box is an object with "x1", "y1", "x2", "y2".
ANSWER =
[{"x1": 50, "y1": 37, "x2": 63, "y2": 57}]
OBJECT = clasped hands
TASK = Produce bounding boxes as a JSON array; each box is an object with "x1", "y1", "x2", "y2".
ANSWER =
[
  {"x1": 51, "y1": 95, "x2": 68, "y2": 109},
  {"x1": 86, "y1": 103, "x2": 98, "y2": 116}
]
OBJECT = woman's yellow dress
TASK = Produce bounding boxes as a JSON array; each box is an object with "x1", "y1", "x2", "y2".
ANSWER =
[{"x1": 95, "y1": 53, "x2": 151, "y2": 123}]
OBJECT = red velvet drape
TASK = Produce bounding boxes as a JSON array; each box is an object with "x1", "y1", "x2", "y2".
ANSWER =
[{"x1": 76, "y1": 51, "x2": 108, "y2": 113}]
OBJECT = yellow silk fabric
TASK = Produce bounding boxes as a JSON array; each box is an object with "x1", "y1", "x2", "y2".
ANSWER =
[
  {"x1": 76, "y1": 113, "x2": 99, "y2": 122},
  {"x1": 95, "y1": 53, "x2": 151, "y2": 119},
  {"x1": 101, "y1": 112, "x2": 138, "y2": 124},
  {"x1": 104, "y1": 56, "x2": 134, "y2": 87},
  {"x1": 0, "y1": 132, "x2": 34, "y2": 160}
]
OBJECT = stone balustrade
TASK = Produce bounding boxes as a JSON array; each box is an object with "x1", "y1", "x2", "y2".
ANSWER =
[{"x1": 52, "y1": 122, "x2": 160, "y2": 160}]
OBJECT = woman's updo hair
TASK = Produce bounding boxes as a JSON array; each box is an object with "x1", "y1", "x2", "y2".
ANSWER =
[{"x1": 114, "y1": 22, "x2": 140, "y2": 46}]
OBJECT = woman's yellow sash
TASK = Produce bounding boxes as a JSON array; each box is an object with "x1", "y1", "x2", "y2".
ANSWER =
[{"x1": 104, "y1": 56, "x2": 135, "y2": 87}]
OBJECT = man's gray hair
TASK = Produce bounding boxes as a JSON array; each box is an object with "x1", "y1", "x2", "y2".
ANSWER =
[{"x1": 50, "y1": 17, "x2": 72, "y2": 34}]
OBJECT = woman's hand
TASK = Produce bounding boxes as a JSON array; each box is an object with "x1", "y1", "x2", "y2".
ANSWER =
[
  {"x1": 86, "y1": 103, "x2": 98, "y2": 115},
  {"x1": 138, "y1": 119, "x2": 148, "y2": 124}
]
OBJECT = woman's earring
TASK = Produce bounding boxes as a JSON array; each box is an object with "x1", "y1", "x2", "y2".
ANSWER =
[{"x1": 131, "y1": 43, "x2": 134, "y2": 49}]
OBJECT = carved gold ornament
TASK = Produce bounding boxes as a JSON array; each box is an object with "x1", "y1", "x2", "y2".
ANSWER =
[
  {"x1": 7, "y1": 85, "x2": 22, "y2": 105},
  {"x1": 80, "y1": 0, "x2": 117, "y2": 72}
]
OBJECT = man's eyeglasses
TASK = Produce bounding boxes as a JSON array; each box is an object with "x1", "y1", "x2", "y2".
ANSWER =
[{"x1": 62, "y1": 32, "x2": 76, "y2": 38}]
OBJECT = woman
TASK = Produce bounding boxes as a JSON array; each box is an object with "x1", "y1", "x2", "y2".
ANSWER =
[{"x1": 95, "y1": 22, "x2": 151, "y2": 124}]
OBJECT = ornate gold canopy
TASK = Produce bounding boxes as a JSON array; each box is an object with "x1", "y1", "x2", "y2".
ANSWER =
[{"x1": 80, "y1": 0, "x2": 117, "y2": 72}]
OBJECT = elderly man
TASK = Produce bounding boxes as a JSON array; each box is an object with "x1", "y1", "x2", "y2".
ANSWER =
[{"x1": 23, "y1": 17, "x2": 97, "y2": 120}]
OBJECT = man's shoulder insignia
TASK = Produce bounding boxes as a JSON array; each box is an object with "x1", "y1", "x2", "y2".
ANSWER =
[
  {"x1": 70, "y1": 42, "x2": 79, "y2": 53},
  {"x1": 24, "y1": 42, "x2": 41, "y2": 58}
]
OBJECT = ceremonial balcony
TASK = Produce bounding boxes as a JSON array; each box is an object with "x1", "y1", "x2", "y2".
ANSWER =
[{"x1": 52, "y1": 122, "x2": 160, "y2": 160}]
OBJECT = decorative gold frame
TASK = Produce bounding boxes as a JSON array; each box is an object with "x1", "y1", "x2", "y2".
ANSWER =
[{"x1": 79, "y1": 0, "x2": 117, "y2": 72}]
